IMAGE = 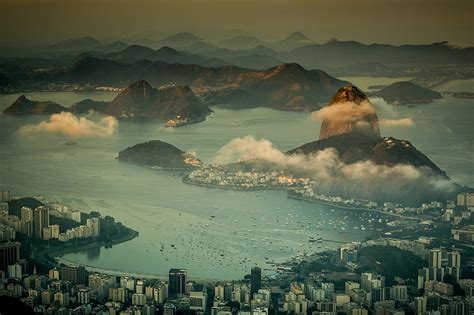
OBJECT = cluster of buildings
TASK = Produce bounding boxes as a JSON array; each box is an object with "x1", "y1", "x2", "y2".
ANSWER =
[
  {"x1": 289, "y1": 188, "x2": 378, "y2": 211},
  {"x1": 298, "y1": 271, "x2": 472, "y2": 315},
  {"x1": 335, "y1": 238, "x2": 473, "y2": 314},
  {"x1": 1, "y1": 191, "x2": 53, "y2": 241},
  {"x1": 1, "y1": 229, "x2": 473, "y2": 315},
  {"x1": 0, "y1": 259, "x2": 268, "y2": 315},
  {"x1": 417, "y1": 249, "x2": 462, "y2": 291},
  {"x1": 278, "y1": 274, "x2": 408, "y2": 315},
  {"x1": 339, "y1": 236, "x2": 451, "y2": 272},
  {"x1": 0, "y1": 191, "x2": 100, "y2": 242},
  {"x1": 55, "y1": 217, "x2": 101, "y2": 242},
  {"x1": 1, "y1": 187, "x2": 473, "y2": 314},
  {"x1": 165, "y1": 116, "x2": 191, "y2": 128},
  {"x1": 185, "y1": 166, "x2": 310, "y2": 190},
  {"x1": 290, "y1": 187, "x2": 474, "y2": 226},
  {"x1": 413, "y1": 257, "x2": 474, "y2": 315}
]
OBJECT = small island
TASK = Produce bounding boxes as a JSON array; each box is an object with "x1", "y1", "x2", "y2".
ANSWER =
[
  {"x1": 118, "y1": 140, "x2": 201, "y2": 170},
  {"x1": 371, "y1": 81, "x2": 442, "y2": 105}
]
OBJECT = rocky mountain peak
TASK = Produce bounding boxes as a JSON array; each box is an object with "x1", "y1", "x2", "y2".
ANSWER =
[
  {"x1": 329, "y1": 85, "x2": 368, "y2": 104},
  {"x1": 319, "y1": 85, "x2": 380, "y2": 140},
  {"x1": 285, "y1": 32, "x2": 311, "y2": 41}
]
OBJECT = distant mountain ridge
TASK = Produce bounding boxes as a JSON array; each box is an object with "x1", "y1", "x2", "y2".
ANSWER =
[
  {"x1": 72, "y1": 80, "x2": 212, "y2": 120},
  {"x1": 50, "y1": 58, "x2": 348, "y2": 111},
  {"x1": 49, "y1": 36, "x2": 101, "y2": 51},
  {"x1": 3, "y1": 95, "x2": 67, "y2": 115},
  {"x1": 4, "y1": 81, "x2": 212, "y2": 124},
  {"x1": 219, "y1": 35, "x2": 266, "y2": 50},
  {"x1": 154, "y1": 32, "x2": 202, "y2": 48},
  {"x1": 287, "y1": 40, "x2": 474, "y2": 68},
  {"x1": 270, "y1": 32, "x2": 314, "y2": 51},
  {"x1": 202, "y1": 63, "x2": 348, "y2": 110},
  {"x1": 99, "y1": 45, "x2": 230, "y2": 67}
]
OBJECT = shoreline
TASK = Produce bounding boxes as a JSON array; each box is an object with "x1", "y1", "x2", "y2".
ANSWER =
[
  {"x1": 46, "y1": 228, "x2": 139, "y2": 258},
  {"x1": 432, "y1": 77, "x2": 474, "y2": 90},
  {"x1": 53, "y1": 257, "x2": 232, "y2": 284},
  {"x1": 182, "y1": 176, "x2": 289, "y2": 191},
  {"x1": 287, "y1": 193, "x2": 421, "y2": 221}
]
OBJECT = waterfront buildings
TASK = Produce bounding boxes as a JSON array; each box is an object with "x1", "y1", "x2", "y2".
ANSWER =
[
  {"x1": 168, "y1": 269, "x2": 187, "y2": 298},
  {"x1": 250, "y1": 267, "x2": 261, "y2": 297}
]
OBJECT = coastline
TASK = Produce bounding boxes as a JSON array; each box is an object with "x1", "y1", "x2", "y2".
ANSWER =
[
  {"x1": 53, "y1": 257, "x2": 231, "y2": 285},
  {"x1": 287, "y1": 192, "x2": 421, "y2": 221},
  {"x1": 182, "y1": 176, "x2": 288, "y2": 191},
  {"x1": 46, "y1": 228, "x2": 139, "y2": 258},
  {"x1": 433, "y1": 77, "x2": 474, "y2": 90}
]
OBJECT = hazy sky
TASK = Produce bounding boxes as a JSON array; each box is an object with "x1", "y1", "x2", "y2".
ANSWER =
[{"x1": 0, "y1": 0, "x2": 472, "y2": 46}]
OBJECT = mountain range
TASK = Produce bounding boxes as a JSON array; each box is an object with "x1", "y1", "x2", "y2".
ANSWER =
[
  {"x1": 203, "y1": 63, "x2": 348, "y2": 110},
  {"x1": 94, "y1": 45, "x2": 230, "y2": 68},
  {"x1": 4, "y1": 81, "x2": 212, "y2": 123},
  {"x1": 2, "y1": 32, "x2": 472, "y2": 78},
  {"x1": 3, "y1": 95, "x2": 67, "y2": 115},
  {"x1": 72, "y1": 80, "x2": 211, "y2": 120},
  {"x1": 39, "y1": 58, "x2": 345, "y2": 110},
  {"x1": 287, "y1": 40, "x2": 474, "y2": 69}
]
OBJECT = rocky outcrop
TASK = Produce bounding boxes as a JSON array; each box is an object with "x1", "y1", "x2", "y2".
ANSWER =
[
  {"x1": 372, "y1": 81, "x2": 442, "y2": 105},
  {"x1": 206, "y1": 63, "x2": 348, "y2": 111},
  {"x1": 285, "y1": 86, "x2": 460, "y2": 204},
  {"x1": 319, "y1": 85, "x2": 380, "y2": 140},
  {"x1": 118, "y1": 140, "x2": 201, "y2": 170},
  {"x1": 102, "y1": 80, "x2": 211, "y2": 119},
  {"x1": 3, "y1": 95, "x2": 67, "y2": 115},
  {"x1": 70, "y1": 99, "x2": 108, "y2": 114},
  {"x1": 5, "y1": 81, "x2": 212, "y2": 126},
  {"x1": 289, "y1": 133, "x2": 446, "y2": 177}
]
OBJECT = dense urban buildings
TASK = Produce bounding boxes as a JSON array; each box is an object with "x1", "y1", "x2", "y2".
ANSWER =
[
  {"x1": 0, "y1": 190, "x2": 473, "y2": 314},
  {"x1": 0, "y1": 241, "x2": 20, "y2": 271}
]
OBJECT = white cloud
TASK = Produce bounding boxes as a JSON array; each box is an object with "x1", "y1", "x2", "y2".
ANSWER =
[
  {"x1": 380, "y1": 118, "x2": 415, "y2": 127},
  {"x1": 18, "y1": 112, "x2": 118, "y2": 138},
  {"x1": 213, "y1": 136, "x2": 455, "y2": 203}
]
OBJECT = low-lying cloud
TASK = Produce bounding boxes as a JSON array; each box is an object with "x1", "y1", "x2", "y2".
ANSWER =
[
  {"x1": 380, "y1": 118, "x2": 414, "y2": 127},
  {"x1": 310, "y1": 98, "x2": 415, "y2": 129},
  {"x1": 18, "y1": 112, "x2": 118, "y2": 138},
  {"x1": 310, "y1": 100, "x2": 376, "y2": 124},
  {"x1": 213, "y1": 136, "x2": 455, "y2": 204}
]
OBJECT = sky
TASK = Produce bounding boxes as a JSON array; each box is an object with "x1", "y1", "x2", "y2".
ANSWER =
[{"x1": 0, "y1": 0, "x2": 473, "y2": 46}]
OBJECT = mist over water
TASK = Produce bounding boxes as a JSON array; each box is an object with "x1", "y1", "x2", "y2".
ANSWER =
[{"x1": 0, "y1": 78, "x2": 472, "y2": 279}]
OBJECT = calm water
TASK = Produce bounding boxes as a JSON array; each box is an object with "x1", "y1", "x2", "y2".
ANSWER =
[{"x1": 0, "y1": 78, "x2": 472, "y2": 280}]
